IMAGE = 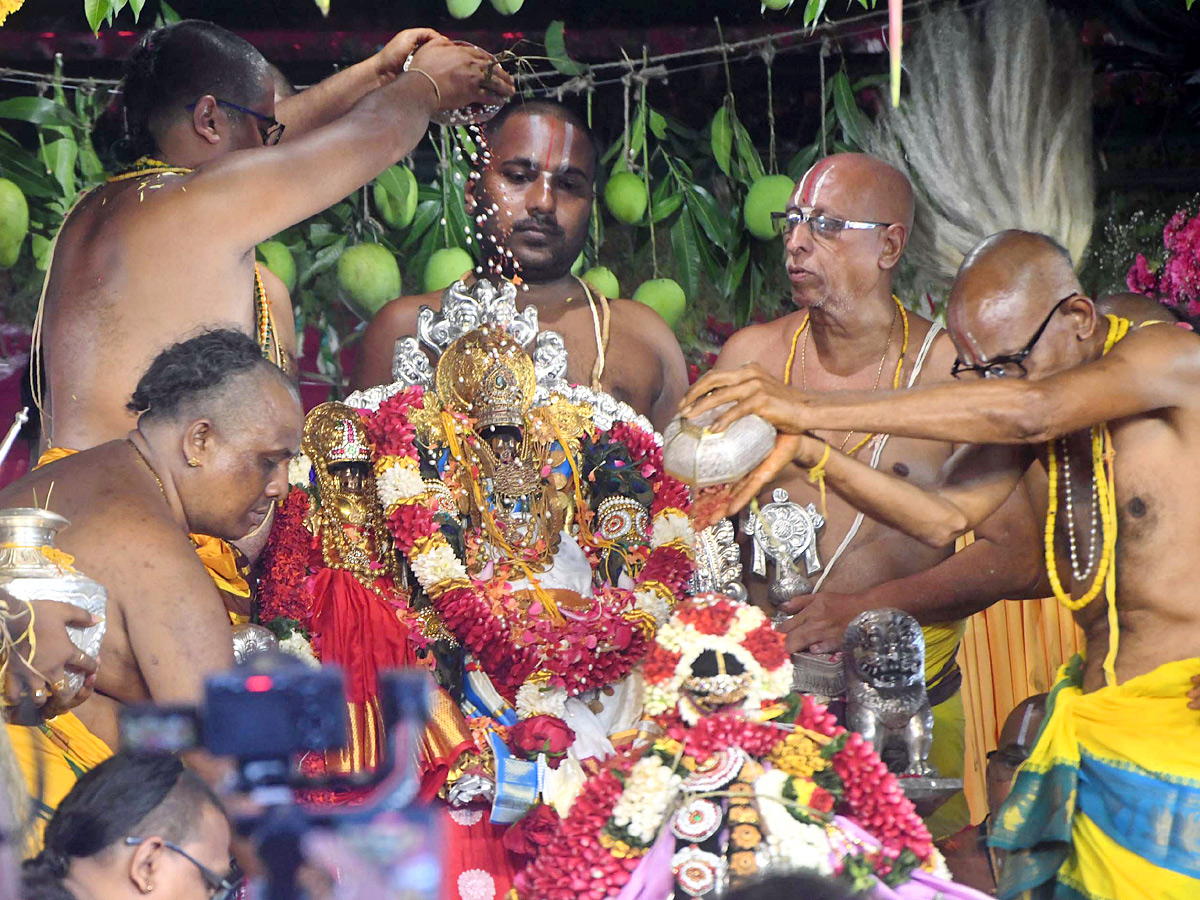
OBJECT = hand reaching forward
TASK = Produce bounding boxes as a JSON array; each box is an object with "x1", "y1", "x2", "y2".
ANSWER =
[
  {"x1": 408, "y1": 39, "x2": 515, "y2": 112},
  {"x1": 681, "y1": 363, "x2": 813, "y2": 436},
  {"x1": 374, "y1": 28, "x2": 446, "y2": 85}
]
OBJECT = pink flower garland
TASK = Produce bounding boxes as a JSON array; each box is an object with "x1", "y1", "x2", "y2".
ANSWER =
[
  {"x1": 1126, "y1": 206, "x2": 1200, "y2": 317},
  {"x1": 360, "y1": 388, "x2": 693, "y2": 702}
]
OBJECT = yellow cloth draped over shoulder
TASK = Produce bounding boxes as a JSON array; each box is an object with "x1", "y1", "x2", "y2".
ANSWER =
[{"x1": 7, "y1": 447, "x2": 252, "y2": 852}]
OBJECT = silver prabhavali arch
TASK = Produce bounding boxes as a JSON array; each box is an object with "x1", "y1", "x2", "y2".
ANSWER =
[{"x1": 347, "y1": 280, "x2": 659, "y2": 447}]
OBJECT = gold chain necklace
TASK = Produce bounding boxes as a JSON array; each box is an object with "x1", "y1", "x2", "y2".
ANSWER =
[
  {"x1": 798, "y1": 299, "x2": 902, "y2": 453},
  {"x1": 105, "y1": 157, "x2": 192, "y2": 183},
  {"x1": 127, "y1": 439, "x2": 170, "y2": 507}
]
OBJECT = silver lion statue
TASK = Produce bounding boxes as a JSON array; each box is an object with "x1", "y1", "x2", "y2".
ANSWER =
[{"x1": 844, "y1": 608, "x2": 935, "y2": 778}]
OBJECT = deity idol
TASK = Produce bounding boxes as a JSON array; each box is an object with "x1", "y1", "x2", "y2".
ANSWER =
[
  {"x1": 514, "y1": 593, "x2": 993, "y2": 900},
  {"x1": 256, "y1": 402, "x2": 473, "y2": 794},
  {"x1": 262, "y1": 279, "x2": 695, "y2": 899}
]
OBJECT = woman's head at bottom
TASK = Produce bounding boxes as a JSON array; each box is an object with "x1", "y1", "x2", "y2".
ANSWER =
[{"x1": 22, "y1": 751, "x2": 233, "y2": 900}]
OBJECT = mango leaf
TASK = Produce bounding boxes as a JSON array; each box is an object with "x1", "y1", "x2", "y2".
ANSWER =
[
  {"x1": 374, "y1": 165, "x2": 409, "y2": 204},
  {"x1": 803, "y1": 0, "x2": 828, "y2": 26},
  {"x1": 545, "y1": 21, "x2": 587, "y2": 76},
  {"x1": 0, "y1": 98, "x2": 82, "y2": 130},
  {"x1": 721, "y1": 245, "x2": 751, "y2": 299},
  {"x1": 0, "y1": 136, "x2": 59, "y2": 199},
  {"x1": 710, "y1": 106, "x2": 733, "y2": 177},
  {"x1": 84, "y1": 0, "x2": 110, "y2": 33},
  {"x1": 649, "y1": 110, "x2": 667, "y2": 141},
  {"x1": 40, "y1": 138, "x2": 78, "y2": 200},
  {"x1": 399, "y1": 200, "x2": 442, "y2": 253},
  {"x1": 156, "y1": 0, "x2": 180, "y2": 24},
  {"x1": 651, "y1": 192, "x2": 683, "y2": 223},
  {"x1": 686, "y1": 185, "x2": 730, "y2": 250},
  {"x1": 831, "y1": 71, "x2": 869, "y2": 149},
  {"x1": 297, "y1": 236, "x2": 346, "y2": 285},
  {"x1": 313, "y1": 0, "x2": 331, "y2": 16},
  {"x1": 670, "y1": 214, "x2": 702, "y2": 307},
  {"x1": 731, "y1": 114, "x2": 766, "y2": 184},
  {"x1": 787, "y1": 141, "x2": 821, "y2": 181},
  {"x1": 78, "y1": 134, "x2": 105, "y2": 181},
  {"x1": 852, "y1": 73, "x2": 889, "y2": 92},
  {"x1": 627, "y1": 105, "x2": 647, "y2": 161},
  {"x1": 129, "y1": 0, "x2": 146, "y2": 18},
  {"x1": 600, "y1": 133, "x2": 624, "y2": 168}
]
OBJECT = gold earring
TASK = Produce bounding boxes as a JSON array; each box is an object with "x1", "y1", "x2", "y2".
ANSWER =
[
  {"x1": 143, "y1": 885, "x2": 154, "y2": 894},
  {"x1": 187, "y1": 457, "x2": 200, "y2": 467}
]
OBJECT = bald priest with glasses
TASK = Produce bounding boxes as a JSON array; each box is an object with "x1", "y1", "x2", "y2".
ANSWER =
[
  {"x1": 688, "y1": 226, "x2": 1200, "y2": 900},
  {"x1": 704, "y1": 154, "x2": 1045, "y2": 840}
]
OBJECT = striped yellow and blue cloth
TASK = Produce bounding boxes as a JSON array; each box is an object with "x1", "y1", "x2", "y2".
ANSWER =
[{"x1": 991, "y1": 653, "x2": 1200, "y2": 900}]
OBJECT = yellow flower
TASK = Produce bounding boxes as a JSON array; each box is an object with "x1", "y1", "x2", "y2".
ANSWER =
[{"x1": 0, "y1": 0, "x2": 27, "y2": 27}]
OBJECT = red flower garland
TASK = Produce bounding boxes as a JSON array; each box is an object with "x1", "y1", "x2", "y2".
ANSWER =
[
  {"x1": 257, "y1": 489, "x2": 315, "y2": 625},
  {"x1": 360, "y1": 388, "x2": 691, "y2": 702},
  {"x1": 512, "y1": 763, "x2": 639, "y2": 900}
]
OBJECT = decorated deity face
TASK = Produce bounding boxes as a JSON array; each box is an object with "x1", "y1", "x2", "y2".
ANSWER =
[
  {"x1": 488, "y1": 429, "x2": 521, "y2": 465},
  {"x1": 330, "y1": 461, "x2": 370, "y2": 497},
  {"x1": 682, "y1": 649, "x2": 753, "y2": 715}
]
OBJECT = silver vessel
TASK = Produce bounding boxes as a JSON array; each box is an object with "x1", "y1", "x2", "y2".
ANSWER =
[{"x1": 0, "y1": 508, "x2": 106, "y2": 700}]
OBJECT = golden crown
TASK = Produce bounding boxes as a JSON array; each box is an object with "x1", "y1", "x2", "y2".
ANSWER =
[
  {"x1": 435, "y1": 326, "x2": 536, "y2": 430},
  {"x1": 302, "y1": 402, "x2": 372, "y2": 466}
]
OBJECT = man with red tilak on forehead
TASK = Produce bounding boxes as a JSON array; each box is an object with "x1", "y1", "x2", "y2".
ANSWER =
[
  {"x1": 354, "y1": 99, "x2": 688, "y2": 430},
  {"x1": 709, "y1": 154, "x2": 1043, "y2": 838}
]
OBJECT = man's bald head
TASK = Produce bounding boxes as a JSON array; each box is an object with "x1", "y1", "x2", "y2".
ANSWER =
[
  {"x1": 784, "y1": 154, "x2": 915, "y2": 312},
  {"x1": 946, "y1": 230, "x2": 1093, "y2": 378},
  {"x1": 795, "y1": 153, "x2": 914, "y2": 232}
]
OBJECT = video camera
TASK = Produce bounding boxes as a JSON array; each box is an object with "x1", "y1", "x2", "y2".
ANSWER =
[{"x1": 120, "y1": 651, "x2": 439, "y2": 900}]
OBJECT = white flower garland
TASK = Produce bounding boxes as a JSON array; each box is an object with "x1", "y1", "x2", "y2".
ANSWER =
[
  {"x1": 278, "y1": 632, "x2": 321, "y2": 668},
  {"x1": 650, "y1": 511, "x2": 695, "y2": 551},
  {"x1": 409, "y1": 540, "x2": 469, "y2": 590},
  {"x1": 516, "y1": 681, "x2": 569, "y2": 719},
  {"x1": 754, "y1": 770, "x2": 834, "y2": 875},
  {"x1": 609, "y1": 755, "x2": 684, "y2": 845},
  {"x1": 288, "y1": 453, "x2": 313, "y2": 489},
  {"x1": 376, "y1": 457, "x2": 425, "y2": 509},
  {"x1": 634, "y1": 588, "x2": 672, "y2": 626}
]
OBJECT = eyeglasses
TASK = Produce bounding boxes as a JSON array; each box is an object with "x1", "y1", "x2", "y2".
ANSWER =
[
  {"x1": 124, "y1": 837, "x2": 242, "y2": 900},
  {"x1": 187, "y1": 98, "x2": 285, "y2": 146},
  {"x1": 770, "y1": 208, "x2": 893, "y2": 240},
  {"x1": 951, "y1": 293, "x2": 1078, "y2": 380}
]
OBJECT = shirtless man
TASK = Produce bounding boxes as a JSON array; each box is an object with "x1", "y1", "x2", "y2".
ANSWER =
[
  {"x1": 687, "y1": 230, "x2": 1200, "y2": 899},
  {"x1": 37, "y1": 19, "x2": 512, "y2": 452},
  {"x1": 5, "y1": 330, "x2": 302, "y2": 823},
  {"x1": 353, "y1": 99, "x2": 688, "y2": 430},
  {"x1": 711, "y1": 155, "x2": 1041, "y2": 836}
]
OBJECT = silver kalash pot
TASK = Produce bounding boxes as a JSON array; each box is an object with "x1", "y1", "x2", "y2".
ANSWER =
[{"x1": 0, "y1": 508, "x2": 106, "y2": 700}]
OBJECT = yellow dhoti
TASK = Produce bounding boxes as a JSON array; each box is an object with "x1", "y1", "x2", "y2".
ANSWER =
[
  {"x1": 991, "y1": 654, "x2": 1200, "y2": 900},
  {"x1": 6, "y1": 712, "x2": 113, "y2": 851}
]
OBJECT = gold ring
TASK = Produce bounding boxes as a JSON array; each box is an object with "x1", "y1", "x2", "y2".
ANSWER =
[
  {"x1": 50, "y1": 678, "x2": 68, "y2": 695},
  {"x1": 32, "y1": 688, "x2": 47, "y2": 702}
]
